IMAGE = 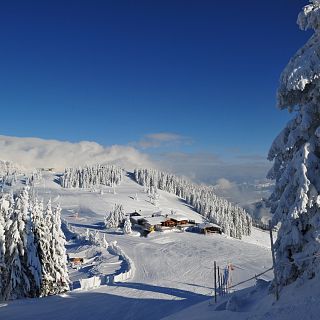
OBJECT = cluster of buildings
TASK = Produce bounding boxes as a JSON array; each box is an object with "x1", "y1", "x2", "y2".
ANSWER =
[{"x1": 129, "y1": 210, "x2": 222, "y2": 235}]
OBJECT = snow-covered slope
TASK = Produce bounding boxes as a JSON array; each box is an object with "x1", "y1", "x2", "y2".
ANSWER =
[
  {"x1": 0, "y1": 172, "x2": 273, "y2": 320},
  {"x1": 163, "y1": 273, "x2": 320, "y2": 320}
]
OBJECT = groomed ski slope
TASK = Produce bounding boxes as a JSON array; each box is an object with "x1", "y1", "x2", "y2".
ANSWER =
[{"x1": 0, "y1": 172, "x2": 273, "y2": 320}]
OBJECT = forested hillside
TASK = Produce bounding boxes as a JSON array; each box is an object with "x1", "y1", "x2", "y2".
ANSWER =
[{"x1": 134, "y1": 168, "x2": 252, "y2": 239}]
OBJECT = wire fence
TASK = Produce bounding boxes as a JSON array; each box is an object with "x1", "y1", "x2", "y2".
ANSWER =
[{"x1": 212, "y1": 250, "x2": 320, "y2": 303}]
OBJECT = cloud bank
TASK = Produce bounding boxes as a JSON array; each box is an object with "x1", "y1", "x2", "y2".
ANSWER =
[
  {"x1": 132, "y1": 132, "x2": 192, "y2": 149},
  {"x1": 0, "y1": 134, "x2": 272, "y2": 205},
  {"x1": 153, "y1": 151, "x2": 271, "y2": 184},
  {"x1": 0, "y1": 135, "x2": 154, "y2": 170}
]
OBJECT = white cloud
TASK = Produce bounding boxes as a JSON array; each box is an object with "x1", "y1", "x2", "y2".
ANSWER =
[
  {"x1": 214, "y1": 178, "x2": 235, "y2": 190},
  {"x1": 0, "y1": 134, "x2": 272, "y2": 196},
  {"x1": 0, "y1": 135, "x2": 154, "y2": 171},
  {"x1": 132, "y1": 132, "x2": 192, "y2": 149}
]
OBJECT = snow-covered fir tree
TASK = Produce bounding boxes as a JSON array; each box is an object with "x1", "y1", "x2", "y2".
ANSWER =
[
  {"x1": 0, "y1": 195, "x2": 9, "y2": 300},
  {"x1": 85, "y1": 228, "x2": 90, "y2": 241},
  {"x1": 20, "y1": 188, "x2": 42, "y2": 297},
  {"x1": 93, "y1": 230, "x2": 100, "y2": 245},
  {"x1": 134, "y1": 168, "x2": 252, "y2": 239},
  {"x1": 49, "y1": 204, "x2": 70, "y2": 294},
  {"x1": 0, "y1": 189, "x2": 70, "y2": 300},
  {"x1": 268, "y1": 0, "x2": 320, "y2": 287},
  {"x1": 32, "y1": 198, "x2": 52, "y2": 297},
  {"x1": 3, "y1": 189, "x2": 31, "y2": 299},
  {"x1": 104, "y1": 204, "x2": 125, "y2": 229},
  {"x1": 60, "y1": 164, "x2": 123, "y2": 189},
  {"x1": 28, "y1": 170, "x2": 42, "y2": 186},
  {"x1": 123, "y1": 216, "x2": 132, "y2": 234},
  {"x1": 102, "y1": 234, "x2": 109, "y2": 248}
]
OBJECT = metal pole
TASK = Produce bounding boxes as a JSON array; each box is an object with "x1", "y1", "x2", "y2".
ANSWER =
[
  {"x1": 214, "y1": 261, "x2": 217, "y2": 303},
  {"x1": 269, "y1": 221, "x2": 279, "y2": 301},
  {"x1": 217, "y1": 266, "x2": 221, "y2": 295}
]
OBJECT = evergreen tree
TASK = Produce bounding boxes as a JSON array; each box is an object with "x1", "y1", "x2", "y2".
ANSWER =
[
  {"x1": 123, "y1": 216, "x2": 132, "y2": 234},
  {"x1": 268, "y1": 0, "x2": 320, "y2": 287},
  {"x1": 102, "y1": 234, "x2": 108, "y2": 248},
  {"x1": 3, "y1": 192, "x2": 30, "y2": 299},
  {"x1": 0, "y1": 194, "x2": 9, "y2": 300},
  {"x1": 104, "y1": 204, "x2": 125, "y2": 229},
  {"x1": 49, "y1": 204, "x2": 70, "y2": 294},
  {"x1": 0, "y1": 190, "x2": 70, "y2": 300},
  {"x1": 20, "y1": 188, "x2": 41, "y2": 297},
  {"x1": 32, "y1": 198, "x2": 52, "y2": 297}
]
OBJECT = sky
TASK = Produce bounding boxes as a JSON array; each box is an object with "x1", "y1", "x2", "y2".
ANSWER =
[{"x1": 0, "y1": 0, "x2": 312, "y2": 183}]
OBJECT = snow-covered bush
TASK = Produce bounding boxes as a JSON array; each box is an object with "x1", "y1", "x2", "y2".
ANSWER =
[
  {"x1": 60, "y1": 164, "x2": 123, "y2": 189},
  {"x1": 28, "y1": 170, "x2": 42, "y2": 186},
  {"x1": 134, "y1": 168, "x2": 251, "y2": 239},
  {"x1": 123, "y1": 216, "x2": 132, "y2": 234},
  {"x1": 268, "y1": 0, "x2": 320, "y2": 287},
  {"x1": 104, "y1": 204, "x2": 125, "y2": 229},
  {"x1": 102, "y1": 234, "x2": 108, "y2": 248},
  {"x1": 0, "y1": 188, "x2": 69, "y2": 300}
]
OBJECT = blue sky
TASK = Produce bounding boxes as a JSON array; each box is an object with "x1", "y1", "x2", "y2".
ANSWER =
[{"x1": 0, "y1": 0, "x2": 311, "y2": 177}]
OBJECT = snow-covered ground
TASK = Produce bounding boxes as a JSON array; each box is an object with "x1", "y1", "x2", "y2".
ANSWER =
[
  {"x1": 0, "y1": 172, "x2": 274, "y2": 320},
  {"x1": 164, "y1": 273, "x2": 320, "y2": 320}
]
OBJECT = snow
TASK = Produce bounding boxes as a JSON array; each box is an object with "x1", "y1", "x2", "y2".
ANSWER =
[
  {"x1": 163, "y1": 274, "x2": 320, "y2": 320},
  {"x1": 0, "y1": 172, "x2": 275, "y2": 319}
]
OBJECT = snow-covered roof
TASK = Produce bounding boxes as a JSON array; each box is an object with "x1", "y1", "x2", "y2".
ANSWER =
[
  {"x1": 68, "y1": 252, "x2": 86, "y2": 259},
  {"x1": 197, "y1": 223, "x2": 221, "y2": 230},
  {"x1": 165, "y1": 213, "x2": 188, "y2": 221},
  {"x1": 143, "y1": 216, "x2": 166, "y2": 226},
  {"x1": 138, "y1": 210, "x2": 156, "y2": 218}
]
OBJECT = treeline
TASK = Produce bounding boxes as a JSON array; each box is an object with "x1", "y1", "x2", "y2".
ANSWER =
[
  {"x1": 0, "y1": 188, "x2": 69, "y2": 300},
  {"x1": 60, "y1": 164, "x2": 123, "y2": 189},
  {"x1": 134, "y1": 168, "x2": 252, "y2": 239}
]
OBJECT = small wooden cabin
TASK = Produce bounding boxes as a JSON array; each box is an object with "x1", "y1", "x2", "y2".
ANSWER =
[
  {"x1": 130, "y1": 211, "x2": 141, "y2": 217},
  {"x1": 69, "y1": 257, "x2": 84, "y2": 265},
  {"x1": 171, "y1": 217, "x2": 188, "y2": 225},
  {"x1": 161, "y1": 219, "x2": 176, "y2": 228},
  {"x1": 130, "y1": 212, "x2": 143, "y2": 225},
  {"x1": 197, "y1": 223, "x2": 222, "y2": 235},
  {"x1": 161, "y1": 214, "x2": 189, "y2": 227},
  {"x1": 142, "y1": 216, "x2": 166, "y2": 231}
]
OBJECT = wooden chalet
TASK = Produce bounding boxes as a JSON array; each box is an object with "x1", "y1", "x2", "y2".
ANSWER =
[
  {"x1": 142, "y1": 216, "x2": 166, "y2": 232},
  {"x1": 69, "y1": 257, "x2": 84, "y2": 265},
  {"x1": 130, "y1": 211, "x2": 141, "y2": 217},
  {"x1": 197, "y1": 223, "x2": 222, "y2": 235},
  {"x1": 170, "y1": 215, "x2": 188, "y2": 225},
  {"x1": 161, "y1": 218, "x2": 176, "y2": 228},
  {"x1": 130, "y1": 212, "x2": 144, "y2": 225},
  {"x1": 161, "y1": 214, "x2": 189, "y2": 227}
]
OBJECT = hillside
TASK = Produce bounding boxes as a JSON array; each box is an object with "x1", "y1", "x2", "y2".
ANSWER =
[{"x1": 0, "y1": 171, "x2": 273, "y2": 320}]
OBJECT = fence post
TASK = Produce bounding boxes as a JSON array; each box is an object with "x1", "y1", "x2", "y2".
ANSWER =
[
  {"x1": 214, "y1": 261, "x2": 217, "y2": 303},
  {"x1": 217, "y1": 266, "x2": 221, "y2": 295},
  {"x1": 269, "y1": 221, "x2": 279, "y2": 301}
]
